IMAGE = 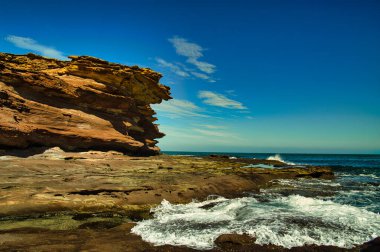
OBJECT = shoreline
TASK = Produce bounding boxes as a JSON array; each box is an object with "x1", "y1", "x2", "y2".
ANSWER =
[
  {"x1": 0, "y1": 148, "x2": 333, "y2": 217},
  {"x1": 0, "y1": 148, "x2": 377, "y2": 251}
]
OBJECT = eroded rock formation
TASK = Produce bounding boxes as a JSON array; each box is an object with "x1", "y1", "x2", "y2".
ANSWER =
[{"x1": 0, "y1": 53, "x2": 171, "y2": 155}]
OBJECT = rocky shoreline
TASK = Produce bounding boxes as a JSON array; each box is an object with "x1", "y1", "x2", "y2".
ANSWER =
[
  {"x1": 1, "y1": 148, "x2": 377, "y2": 251},
  {"x1": 0, "y1": 53, "x2": 377, "y2": 251}
]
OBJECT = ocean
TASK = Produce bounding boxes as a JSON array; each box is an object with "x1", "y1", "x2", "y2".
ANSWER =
[{"x1": 132, "y1": 152, "x2": 380, "y2": 250}]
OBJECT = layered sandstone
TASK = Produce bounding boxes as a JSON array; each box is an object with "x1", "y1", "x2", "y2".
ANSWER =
[{"x1": 0, "y1": 53, "x2": 171, "y2": 155}]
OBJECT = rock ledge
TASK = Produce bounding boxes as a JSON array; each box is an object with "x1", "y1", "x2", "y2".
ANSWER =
[{"x1": 0, "y1": 53, "x2": 171, "y2": 155}]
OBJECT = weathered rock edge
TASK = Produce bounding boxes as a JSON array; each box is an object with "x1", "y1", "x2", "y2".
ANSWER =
[{"x1": 0, "y1": 53, "x2": 171, "y2": 155}]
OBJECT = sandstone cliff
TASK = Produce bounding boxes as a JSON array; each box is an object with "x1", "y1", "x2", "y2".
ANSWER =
[{"x1": 0, "y1": 53, "x2": 171, "y2": 155}]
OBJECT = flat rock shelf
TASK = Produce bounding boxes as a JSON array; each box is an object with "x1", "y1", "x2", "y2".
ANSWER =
[{"x1": 3, "y1": 149, "x2": 378, "y2": 251}]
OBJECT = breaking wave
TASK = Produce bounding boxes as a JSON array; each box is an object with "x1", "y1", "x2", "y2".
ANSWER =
[
  {"x1": 131, "y1": 195, "x2": 380, "y2": 250},
  {"x1": 266, "y1": 154, "x2": 295, "y2": 165}
]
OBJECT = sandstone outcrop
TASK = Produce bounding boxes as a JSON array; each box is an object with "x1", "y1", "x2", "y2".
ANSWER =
[{"x1": 0, "y1": 53, "x2": 171, "y2": 155}]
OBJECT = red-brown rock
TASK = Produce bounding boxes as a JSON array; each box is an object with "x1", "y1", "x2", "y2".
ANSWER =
[{"x1": 0, "y1": 53, "x2": 171, "y2": 155}]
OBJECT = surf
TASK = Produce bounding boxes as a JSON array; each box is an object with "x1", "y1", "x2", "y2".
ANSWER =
[
  {"x1": 131, "y1": 194, "x2": 380, "y2": 250},
  {"x1": 266, "y1": 154, "x2": 296, "y2": 165}
]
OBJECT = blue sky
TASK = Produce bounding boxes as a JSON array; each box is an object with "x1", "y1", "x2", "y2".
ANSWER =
[{"x1": 1, "y1": 0, "x2": 379, "y2": 153}]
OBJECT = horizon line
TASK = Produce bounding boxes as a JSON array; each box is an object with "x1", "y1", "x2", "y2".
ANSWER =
[{"x1": 161, "y1": 150, "x2": 380, "y2": 155}]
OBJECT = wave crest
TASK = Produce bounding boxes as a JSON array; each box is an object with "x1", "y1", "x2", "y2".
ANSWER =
[{"x1": 267, "y1": 154, "x2": 295, "y2": 165}]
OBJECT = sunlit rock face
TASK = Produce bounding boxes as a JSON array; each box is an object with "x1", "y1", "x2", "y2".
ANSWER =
[{"x1": 0, "y1": 53, "x2": 171, "y2": 155}]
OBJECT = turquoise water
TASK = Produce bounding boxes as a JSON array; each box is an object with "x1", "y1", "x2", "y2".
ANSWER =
[{"x1": 132, "y1": 152, "x2": 380, "y2": 249}]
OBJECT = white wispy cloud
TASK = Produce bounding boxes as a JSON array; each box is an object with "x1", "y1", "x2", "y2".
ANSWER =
[
  {"x1": 225, "y1": 90, "x2": 237, "y2": 96},
  {"x1": 155, "y1": 57, "x2": 190, "y2": 77},
  {"x1": 191, "y1": 72, "x2": 216, "y2": 83},
  {"x1": 193, "y1": 128, "x2": 231, "y2": 137},
  {"x1": 168, "y1": 36, "x2": 203, "y2": 58},
  {"x1": 168, "y1": 36, "x2": 216, "y2": 77},
  {"x1": 198, "y1": 91, "x2": 247, "y2": 110},
  {"x1": 158, "y1": 125, "x2": 204, "y2": 140},
  {"x1": 156, "y1": 57, "x2": 215, "y2": 82},
  {"x1": 192, "y1": 125, "x2": 242, "y2": 141},
  {"x1": 194, "y1": 124, "x2": 226, "y2": 129},
  {"x1": 152, "y1": 99, "x2": 208, "y2": 118},
  {"x1": 5, "y1": 35, "x2": 67, "y2": 60},
  {"x1": 187, "y1": 58, "x2": 216, "y2": 74},
  {"x1": 156, "y1": 36, "x2": 216, "y2": 81},
  {"x1": 159, "y1": 125, "x2": 241, "y2": 146}
]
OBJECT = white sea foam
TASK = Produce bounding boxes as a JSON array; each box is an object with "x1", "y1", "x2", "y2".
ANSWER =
[
  {"x1": 267, "y1": 154, "x2": 295, "y2": 165},
  {"x1": 131, "y1": 195, "x2": 380, "y2": 250},
  {"x1": 272, "y1": 178, "x2": 341, "y2": 188},
  {"x1": 358, "y1": 173, "x2": 380, "y2": 179},
  {"x1": 242, "y1": 164, "x2": 276, "y2": 169}
]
